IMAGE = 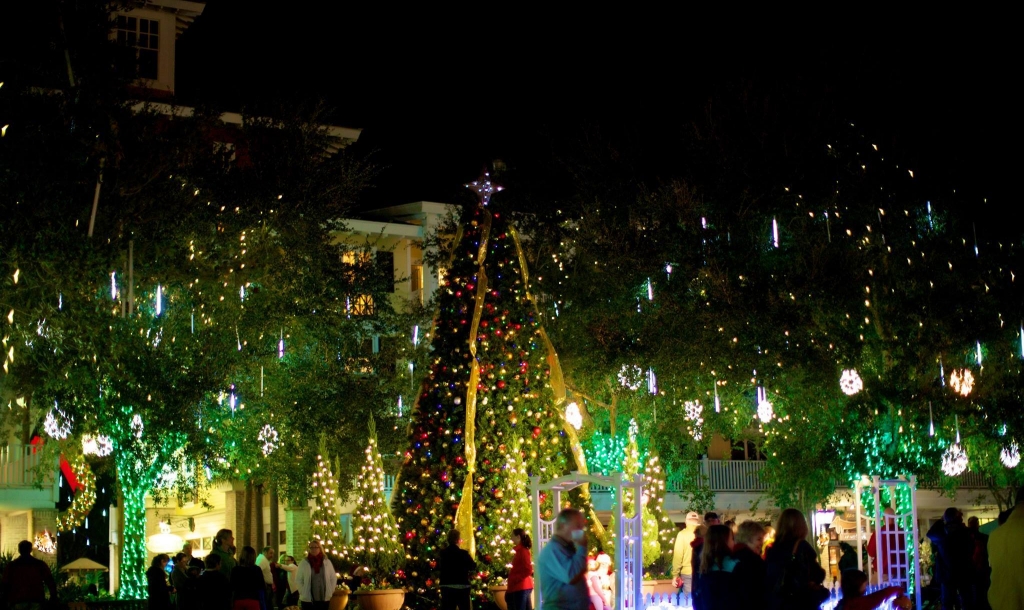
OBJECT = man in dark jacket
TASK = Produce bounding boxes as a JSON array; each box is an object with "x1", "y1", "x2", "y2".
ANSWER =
[
  {"x1": 198, "y1": 552, "x2": 232, "y2": 610},
  {"x1": 1, "y1": 540, "x2": 58, "y2": 608},
  {"x1": 439, "y1": 529, "x2": 477, "y2": 610},
  {"x1": 731, "y1": 521, "x2": 767, "y2": 607},
  {"x1": 927, "y1": 508, "x2": 977, "y2": 610}
]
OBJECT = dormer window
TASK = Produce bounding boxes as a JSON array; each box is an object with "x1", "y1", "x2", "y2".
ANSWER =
[{"x1": 115, "y1": 15, "x2": 160, "y2": 80}]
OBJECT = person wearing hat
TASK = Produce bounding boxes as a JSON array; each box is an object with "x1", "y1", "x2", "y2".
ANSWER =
[{"x1": 672, "y1": 512, "x2": 701, "y2": 595}]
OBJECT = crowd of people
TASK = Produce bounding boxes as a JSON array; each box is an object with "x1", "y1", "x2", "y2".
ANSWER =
[{"x1": 142, "y1": 529, "x2": 336, "y2": 610}]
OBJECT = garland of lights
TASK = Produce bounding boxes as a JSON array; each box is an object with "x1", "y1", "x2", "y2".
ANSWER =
[{"x1": 57, "y1": 454, "x2": 97, "y2": 532}]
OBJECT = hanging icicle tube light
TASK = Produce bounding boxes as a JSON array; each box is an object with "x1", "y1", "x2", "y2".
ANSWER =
[
  {"x1": 756, "y1": 386, "x2": 773, "y2": 423},
  {"x1": 941, "y1": 416, "x2": 969, "y2": 476}
]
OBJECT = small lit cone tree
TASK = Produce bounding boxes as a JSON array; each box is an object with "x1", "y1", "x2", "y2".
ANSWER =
[
  {"x1": 607, "y1": 422, "x2": 660, "y2": 567},
  {"x1": 352, "y1": 417, "x2": 404, "y2": 580},
  {"x1": 311, "y1": 436, "x2": 345, "y2": 561},
  {"x1": 642, "y1": 449, "x2": 675, "y2": 574},
  {"x1": 393, "y1": 176, "x2": 571, "y2": 596}
]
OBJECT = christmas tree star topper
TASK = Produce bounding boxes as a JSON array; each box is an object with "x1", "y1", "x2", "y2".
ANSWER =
[{"x1": 465, "y1": 171, "x2": 503, "y2": 206}]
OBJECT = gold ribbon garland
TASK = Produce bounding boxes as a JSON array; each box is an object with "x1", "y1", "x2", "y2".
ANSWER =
[
  {"x1": 508, "y1": 225, "x2": 607, "y2": 540},
  {"x1": 453, "y1": 209, "x2": 493, "y2": 559}
]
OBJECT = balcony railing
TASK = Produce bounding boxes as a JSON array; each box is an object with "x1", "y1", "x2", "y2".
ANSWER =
[{"x1": 0, "y1": 443, "x2": 43, "y2": 487}]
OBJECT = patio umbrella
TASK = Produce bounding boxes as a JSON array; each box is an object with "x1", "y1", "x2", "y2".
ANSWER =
[{"x1": 61, "y1": 557, "x2": 109, "y2": 572}]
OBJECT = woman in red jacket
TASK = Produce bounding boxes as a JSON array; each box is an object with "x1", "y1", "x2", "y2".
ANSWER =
[{"x1": 506, "y1": 528, "x2": 534, "y2": 610}]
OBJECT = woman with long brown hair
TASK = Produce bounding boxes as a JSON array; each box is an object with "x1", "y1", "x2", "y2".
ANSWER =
[
  {"x1": 764, "y1": 509, "x2": 829, "y2": 610},
  {"x1": 506, "y1": 528, "x2": 534, "y2": 610},
  {"x1": 693, "y1": 524, "x2": 738, "y2": 610}
]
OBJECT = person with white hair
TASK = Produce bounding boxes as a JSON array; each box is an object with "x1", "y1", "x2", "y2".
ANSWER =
[{"x1": 536, "y1": 508, "x2": 589, "y2": 610}]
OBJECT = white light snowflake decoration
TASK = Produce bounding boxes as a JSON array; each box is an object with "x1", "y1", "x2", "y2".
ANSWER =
[
  {"x1": 949, "y1": 369, "x2": 974, "y2": 397},
  {"x1": 839, "y1": 369, "x2": 864, "y2": 396},
  {"x1": 684, "y1": 400, "x2": 703, "y2": 421},
  {"x1": 1000, "y1": 441, "x2": 1021, "y2": 469},
  {"x1": 564, "y1": 402, "x2": 583, "y2": 430},
  {"x1": 43, "y1": 404, "x2": 72, "y2": 439},
  {"x1": 258, "y1": 424, "x2": 280, "y2": 456},
  {"x1": 628, "y1": 418, "x2": 639, "y2": 439},
  {"x1": 130, "y1": 414, "x2": 144, "y2": 439},
  {"x1": 82, "y1": 434, "x2": 113, "y2": 457},
  {"x1": 941, "y1": 442, "x2": 969, "y2": 476},
  {"x1": 618, "y1": 364, "x2": 644, "y2": 391}
]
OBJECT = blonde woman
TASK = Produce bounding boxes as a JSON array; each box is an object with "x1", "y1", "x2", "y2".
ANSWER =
[{"x1": 296, "y1": 539, "x2": 337, "y2": 610}]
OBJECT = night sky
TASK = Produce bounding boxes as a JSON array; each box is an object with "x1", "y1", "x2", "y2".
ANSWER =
[
  {"x1": 4, "y1": 4, "x2": 1017, "y2": 227},
  {"x1": 173, "y1": 6, "x2": 1016, "y2": 224}
]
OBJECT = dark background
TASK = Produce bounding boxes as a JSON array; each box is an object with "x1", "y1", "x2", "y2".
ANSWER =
[
  {"x1": 174, "y1": 5, "x2": 1016, "y2": 223},
  {"x1": 3, "y1": 3, "x2": 1018, "y2": 228}
]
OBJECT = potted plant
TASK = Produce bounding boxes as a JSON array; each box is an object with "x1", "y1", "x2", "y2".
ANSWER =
[
  {"x1": 351, "y1": 418, "x2": 407, "y2": 610},
  {"x1": 329, "y1": 582, "x2": 352, "y2": 610},
  {"x1": 488, "y1": 576, "x2": 509, "y2": 610}
]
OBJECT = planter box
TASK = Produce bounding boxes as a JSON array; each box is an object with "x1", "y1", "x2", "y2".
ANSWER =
[{"x1": 355, "y1": 589, "x2": 405, "y2": 610}]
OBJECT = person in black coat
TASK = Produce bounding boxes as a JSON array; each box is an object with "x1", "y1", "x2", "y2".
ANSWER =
[
  {"x1": 764, "y1": 509, "x2": 829, "y2": 610},
  {"x1": 439, "y1": 530, "x2": 476, "y2": 610},
  {"x1": 731, "y1": 521, "x2": 768, "y2": 608},
  {"x1": 147, "y1": 554, "x2": 173, "y2": 610},
  {"x1": 199, "y1": 553, "x2": 232, "y2": 610},
  {"x1": 927, "y1": 508, "x2": 977, "y2": 610},
  {"x1": 230, "y1": 546, "x2": 266, "y2": 610}
]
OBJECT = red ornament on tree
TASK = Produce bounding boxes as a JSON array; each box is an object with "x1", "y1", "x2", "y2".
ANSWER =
[{"x1": 532, "y1": 426, "x2": 541, "y2": 438}]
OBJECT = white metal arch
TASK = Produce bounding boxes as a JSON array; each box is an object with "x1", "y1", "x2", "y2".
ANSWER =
[
  {"x1": 853, "y1": 475, "x2": 922, "y2": 610},
  {"x1": 530, "y1": 471, "x2": 643, "y2": 610}
]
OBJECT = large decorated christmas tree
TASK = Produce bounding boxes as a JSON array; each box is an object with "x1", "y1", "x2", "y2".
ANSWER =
[{"x1": 393, "y1": 174, "x2": 574, "y2": 593}]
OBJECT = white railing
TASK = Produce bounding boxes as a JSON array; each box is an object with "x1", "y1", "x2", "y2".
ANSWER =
[{"x1": 0, "y1": 443, "x2": 42, "y2": 487}]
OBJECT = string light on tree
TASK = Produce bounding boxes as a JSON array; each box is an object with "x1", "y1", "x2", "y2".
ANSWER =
[
  {"x1": 949, "y1": 369, "x2": 974, "y2": 397},
  {"x1": 839, "y1": 369, "x2": 864, "y2": 396},
  {"x1": 1000, "y1": 441, "x2": 1021, "y2": 469},
  {"x1": 258, "y1": 425, "x2": 279, "y2": 456},
  {"x1": 564, "y1": 402, "x2": 583, "y2": 430},
  {"x1": 44, "y1": 403, "x2": 72, "y2": 439}
]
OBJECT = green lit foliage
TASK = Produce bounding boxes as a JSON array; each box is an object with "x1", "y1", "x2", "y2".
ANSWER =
[
  {"x1": 351, "y1": 417, "x2": 404, "y2": 577},
  {"x1": 643, "y1": 450, "x2": 675, "y2": 574},
  {"x1": 393, "y1": 202, "x2": 571, "y2": 598},
  {"x1": 607, "y1": 426, "x2": 660, "y2": 567},
  {"x1": 311, "y1": 436, "x2": 345, "y2": 561}
]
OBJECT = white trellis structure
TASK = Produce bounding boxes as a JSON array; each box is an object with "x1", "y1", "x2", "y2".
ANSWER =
[
  {"x1": 531, "y1": 471, "x2": 644, "y2": 610},
  {"x1": 853, "y1": 476, "x2": 922, "y2": 610}
]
